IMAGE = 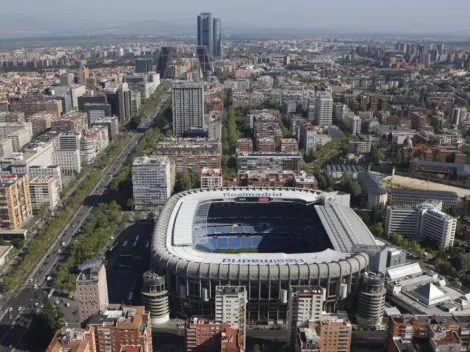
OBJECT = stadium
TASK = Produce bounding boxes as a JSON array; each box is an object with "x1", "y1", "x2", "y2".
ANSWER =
[{"x1": 151, "y1": 188, "x2": 377, "y2": 324}]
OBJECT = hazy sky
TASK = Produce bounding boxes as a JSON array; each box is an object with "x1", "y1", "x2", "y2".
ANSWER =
[{"x1": 3, "y1": 0, "x2": 470, "y2": 34}]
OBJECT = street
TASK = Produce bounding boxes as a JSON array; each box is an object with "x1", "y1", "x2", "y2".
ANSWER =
[{"x1": 0, "y1": 132, "x2": 142, "y2": 350}]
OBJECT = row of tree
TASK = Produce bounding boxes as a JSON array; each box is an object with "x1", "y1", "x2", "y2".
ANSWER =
[
  {"x1": 2, "y1": 135, "x2": 131, "y2": 290},
  {"x1": 55, "y1": 202, "x2": 122, "y2": 292},
  {"x1": 390, "y1": 232, "x2": 426, "y2": 259}
]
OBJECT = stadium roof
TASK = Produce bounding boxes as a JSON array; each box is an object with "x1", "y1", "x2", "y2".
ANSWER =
[{"x1": 164, "y1": 188, "x2": 377, "y2": 265}]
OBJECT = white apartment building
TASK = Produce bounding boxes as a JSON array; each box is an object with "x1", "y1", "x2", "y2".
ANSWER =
[
  {"x1": 80, "y1": 126, "x2": 109, "y2": 164},
  {"x1": 314, "y1": 92, "x2": 333, "y2": 127},
  {"x1": 344, "y1": 113, "x2": 361, "y2": 135},
  {"x1": 7, "y1": 128, "x2": 33, "y2": 152},
  {"x1": 385, "y1": 201, "x2": 457, "y2": 250},
  {"x1": 215, "y1": 286, "x2": 247, "y2": 347},
  {"x1": 207, "y1": 112, "x2": 222, "y2": 140},
  {"x1": 200, "y1": 168, "x2": 223, "y2": 189},
  {"x1": 28, "y1": 165, "x2": 63, "y2": 190},
  {"x1": 53, "y1": 150, "x2": 81, "y2": 175},
  {"x1": 29, "y1": 176, "x2": 61, "y2": 211},
  {"x1": 288, "y1": 286, "x2": 324, "y2": 344},
  {"x1": 132, "y1": 156, "x2": 175, "y2": 210},
  {"x1": 8, "y1": 142, "x2": 54, "y2": 175},
  {"x1": 0, "y1": 138, "x2": 13, "y2": 158}
]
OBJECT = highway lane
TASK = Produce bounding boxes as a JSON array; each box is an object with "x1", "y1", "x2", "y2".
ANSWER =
[{"x1": 0, "y1": 132, "x2": 142, "y2": 349}]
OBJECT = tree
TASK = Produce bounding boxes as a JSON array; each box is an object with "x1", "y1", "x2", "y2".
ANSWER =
[
  {"x1": 253, "y1": 344, "x2": 262, "y2": 352},
  {"x1": 147, "y1": 212, "x2": 156, "y2": 221},
  {"x1": 370, "y1": 222, "x2": 384, "y2": 236}
]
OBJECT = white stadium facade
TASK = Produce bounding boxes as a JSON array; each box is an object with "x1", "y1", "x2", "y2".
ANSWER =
[{"x1": 151, "y1": 187, "x2": 377, "y2": 324}]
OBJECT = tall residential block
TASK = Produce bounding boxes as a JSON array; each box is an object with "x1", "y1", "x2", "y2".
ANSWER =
[
  {"x1": 132, "y1": 156, "x2": 175, "y2": 210},
  {"x1": 200, "y1": 168, "x2": 223, "y2": 189},
  {"x1": 29, "y1": 176, "x2": 61, "y2": 212},
  {"x1": 172, "y1": 83, "x2": 205, "y2": 136},
  {"x1": 0, "y1": 175, "x2": 33, "y2": 230},
  {"x1": 76, "y1": 264, "x2": 109, "y2": 324},
  {"x1": 215, "y1": 286, "x2": 247, "y2": 347},
  {"x1": 314, "y1": 91, "x2": 333, "y2": 127},
  {"x1": 288, "y1": 286, "x2": 324, "y2": 344},
  {"x1": 197, "y1": 12, "x2": 213, "y2": 58},
  {"x1": 77, "y1": 66, "x2": 89, "y2": 85}
]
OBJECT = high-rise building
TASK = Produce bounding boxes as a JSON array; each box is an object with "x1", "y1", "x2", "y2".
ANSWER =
[
  {"x1": 132, "y1": 156, "x2": 175, "y2": 210},
  {"x1": 288, "y1": 286, "x2": 324, "y2": 344},
  {"x1": 84, "y1": 103, "x2": 112, "y2": 124},
  {"x1": 117, "y1": 83, "x2": 132, "y2": 122},
  {"x1": 356, "y1": 271, "x2": 386, "y2": 327},
  {"x1": 140, "y1": 271, "x2": 170, "y2": 325},
  {"x1": 87, "y1": 305, "x2": 152, "y2": 352},
  {"x1": 196, "y1": 46, "x2": 213, "y2": 76},
  {"x1": 314, "y1": 92, "x2": 333, "y2": 127},
  {"x1": 172, "y1": 83, "x2": 205, "y2": 136},
  {"x1": 77, "y1": 66, "x2": 89, "y2": 85},
  {"x1": 215, "y1": 286, "x2": 247, "y2": 347},
  {"x1": 135, "y1": 58, "x2": 153, "y2": 73},
  {"x1": 60, "y1": 73, "x2": 74, "y2": 87},
  {"x1": 0, "y1": 175, "x2": 33, "y2": 230},
  {"x1": 299, "y1": 122, "x2": 317, "y2": 152},
  {"x1": 156, "y1": 46, "x2": 176, "y2": 79},
  {"x1": 197, "y1": 12, "x2": 213, "y2": 59},
  {"x1": 76, "y1": 263, "x2": 109, "y2": 324},
  {"x1": 213, "y1": 18, "x2": 222, "y2": 58}
]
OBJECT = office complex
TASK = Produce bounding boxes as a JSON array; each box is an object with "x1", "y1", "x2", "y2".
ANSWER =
[
  {"x1": 197, "y1": 12, "x2": 213, "y2": 58},
  {"x1": 132, "y1": 156, "x2": 175, "y2": 210},
  {"x1": 172, "y1": 83, "x2": 205, "y2": 136},
  {"x1": 213, "y1": 18, "x2": 222, "y2": 57},
  {"x1": 314, "y1": 91, "x2": 333, "y2": 127},
  {"x1": 215, "y1": 286, "x2": 246, "y2": 347},
  {"x1": 151, "y1": 188, "x2": 373, "y2": 323},
  {"x1": 87, "y1": 305, "x2": 152, "y2": 352},
  {"x1": 356, "y1": 271, "x2": 386, "y2": 327},
  {"x1": 140, "y1": 271, "x2": 170, "y2": 325},
  {"x1": 0, "y1": 175, "x2": 32, "y2": 230},
  {"x1": 196, "y1": 46, "x2": 213, "y2": 76},
  {"x1": 389, "y1": 188, "x2": 459, "y2": 212},
  {"x1": 76, "y1": 264, "x2": 109, "y2": 324},
  {"x1": 288, "y1": 286, "x2": 324, "y2": 344},
  {"x1": 385, "y1": 201, "x2": 457, "y2": 250},
  {"x1": 200, "y1": 168, "x2": 223, "y2": 189},
  {"x1": 153, "y1": 138, "x2": 221, "y2": 173}
]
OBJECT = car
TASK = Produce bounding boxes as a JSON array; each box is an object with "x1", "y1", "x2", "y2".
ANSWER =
[
  {"x1": 17, "y1": 306, "x2": 22, "y2": 311},
  {"x1": 66, "y1": 303, "x2": 70, "y2": 307},
  {"x1": 55, "y1": 300, "x2": 59, "y2": 305},
  {"x1": 34, "y1": 303, "x2": 38, "y2": 307},
  {"x1": 8, "y1": 307, "x2": 12, "y2": 312},
  {"x1": 8, "y1": 315, "x2": 12, "y2": 319},
  {"x1": 29, "y1": 278, "x2": 33, "y2": 283},
  {"x1": 34, "y1": 284, "x2": 38, "y2": 289}
]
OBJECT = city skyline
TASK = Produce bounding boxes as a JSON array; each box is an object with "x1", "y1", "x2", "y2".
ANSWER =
[{"x1": 1, "y1": 0, "x2": 470, "y2": 37}]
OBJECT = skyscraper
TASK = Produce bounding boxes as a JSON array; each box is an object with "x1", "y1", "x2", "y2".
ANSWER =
[
  {"x1": 197, "y1": 12, "x2": 213, "y2": 59},
  {"x1": 76, "y1": 263, "x2": 109, "y2": 324},
  {"x1": 213, "y1": 18, "x2": 222, "y2": 58},
  {"x1": 172, "y1": 82, "x2": 204, "y2": 136},
  {"x1": 135, "y1": 58, "x2": 153, "y2": 73},
  {"x1": 157, "y1": 46, "x2": 176, "y2": 79},
  {"x1": 314, "y1": 91, "x2": 333, "y2": 127}
]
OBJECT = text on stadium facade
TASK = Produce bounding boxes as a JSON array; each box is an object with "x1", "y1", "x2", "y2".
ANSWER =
[
  {"x1": 222, "y1": 192, "x2": 283, "y2": 198},
  {"x1": 222, "y1": 258, "x2": 304, "y2": 264}
]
